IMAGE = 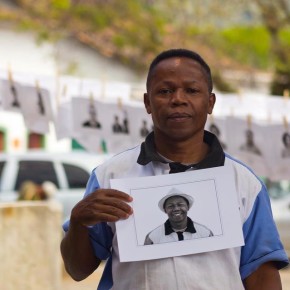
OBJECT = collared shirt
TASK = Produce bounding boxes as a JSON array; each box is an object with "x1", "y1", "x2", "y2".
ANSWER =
[
  {"x1": 165, "y1": 217, "x2": 197, "y2": 235},
  {"x1": 63, "y1": 130, "x2": 289, "y2": 290},
  {"x1": 144, "y1": 217, "x2": 213, "y2": 245},
  {"x1": 137, "y1": 130, "x2": 225, "y2": 170}
]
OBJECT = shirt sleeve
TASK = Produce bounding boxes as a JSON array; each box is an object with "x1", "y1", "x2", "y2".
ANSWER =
[
  {"x1": 62, "y1": 169, "x2": 113, "y2": 261},
  {"x1": 240, "y1": 183, "x2": 289, "y2": 279}
]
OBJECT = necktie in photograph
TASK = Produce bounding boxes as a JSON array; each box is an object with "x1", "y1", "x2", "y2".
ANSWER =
[{"x1": 176, "y1": 231, "x2": 184, "y2": 241}]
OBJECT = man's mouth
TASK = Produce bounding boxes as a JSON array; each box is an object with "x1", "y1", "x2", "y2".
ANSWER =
[
  {"x1": 169, "y1": 112, "x2": 190, "y2": 118},
  {"x1": 168, "y1": 113, "x2": 191, "y2": 121}
]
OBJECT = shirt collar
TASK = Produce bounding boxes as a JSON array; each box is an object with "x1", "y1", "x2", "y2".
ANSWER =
[
  {"x1": 137, "y1": 130, "x2": 225, "y2": 169},
  {"x1": 164, "y1": 217, "x2": 196, "y2": 235}
]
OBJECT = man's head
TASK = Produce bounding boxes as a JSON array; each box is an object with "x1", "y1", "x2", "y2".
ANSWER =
[
  {"x1": 146, "y1": 49, "x2": 213, "y2": 93},
  {"x1": 159, "y1": 188, "x2": 194, "y2": 225},
  {"x1": 144, "y1": 48, "x2": 216, "y2": 143}
]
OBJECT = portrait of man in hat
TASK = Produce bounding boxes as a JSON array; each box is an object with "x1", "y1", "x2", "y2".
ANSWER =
[{"x1": 144, "y1": 187, "x2": 213, "y2": 245}]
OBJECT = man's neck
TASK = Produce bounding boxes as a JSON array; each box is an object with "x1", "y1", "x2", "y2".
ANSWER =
[
  {"x1": 170, "y1": 219, "x2": 188, "y2": 231},
  {"x1": 154, "y1": 133, "x2": 210, "y2": 164}
]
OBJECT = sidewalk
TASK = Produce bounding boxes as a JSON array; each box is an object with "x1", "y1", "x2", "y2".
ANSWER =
[{"x1": 62, "y1": 264, "x2": 290, "y2": 290}]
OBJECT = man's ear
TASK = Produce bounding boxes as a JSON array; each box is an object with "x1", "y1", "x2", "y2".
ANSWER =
[
  {"x1": 208, "y1": 93, "x2": 216, "y2": 114},
  {"x1": 144, "y1": 93, "x2": 151, "y2": 114}
]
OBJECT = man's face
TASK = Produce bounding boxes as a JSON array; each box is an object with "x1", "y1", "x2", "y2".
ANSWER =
[
  {"x1": 144, "y1": 57, "x2": 215, "y2": 143},
  {"x1": 164, "y1": 196, "x2": 189, "y2": 224}
]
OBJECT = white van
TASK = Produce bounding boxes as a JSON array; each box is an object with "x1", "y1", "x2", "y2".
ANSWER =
[{"x1": 0, "y1": 150, "x2": 111, "y2": 222}]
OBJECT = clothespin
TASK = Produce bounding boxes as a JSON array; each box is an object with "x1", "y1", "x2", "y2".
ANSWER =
[
  {"x1": 56, "y1": 84, "x2": 67, "y2": 109},
  {"x1": 89, "y1": 91, "x2": 94, "y2": 104},
  {"x1": 117, "y1": 97, "x2": 123, "y2": 110},
  {"x1": 8, "y1": 64, "x2": 13, "y2": 84},
  {"x1": 283, "y1": 116, "x2": 288, "y2": 131},
  {"x1": 246, "y1": 114, "x2": 252, "y2": 130},
  {"x1": 283, "y1": 89, "x2": 289, "y2": 103},
  {"x1": 35, "y1": 79, "x2": 40, "y2": 91}
]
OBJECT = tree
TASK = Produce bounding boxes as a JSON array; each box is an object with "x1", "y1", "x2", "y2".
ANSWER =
[{"x1": 253, "y1": 0, "x2": 290, "y2": 95}]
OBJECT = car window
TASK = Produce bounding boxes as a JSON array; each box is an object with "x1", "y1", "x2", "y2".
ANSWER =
[
  {"x1": 264, "y1": 178, "x2": 290, "y2": 199},
  {"x1": 14, "y1": 161, "x2": 59, "y2": 190},
  {"x1": 0, "y1": 161, "x2": 5, "y2": 177},
  {"x1": 62, "y1": 163, "x2": 90, "y2": 189},
  {"x1": 0, "y1": 161, "x2": 5, "y2": 188}
]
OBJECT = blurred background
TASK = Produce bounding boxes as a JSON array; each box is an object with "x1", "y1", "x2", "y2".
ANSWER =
[{"x1": 0, "y1": 0, "x2": 289, "y2": 289}]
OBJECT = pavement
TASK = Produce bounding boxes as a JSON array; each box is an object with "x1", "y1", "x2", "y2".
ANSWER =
[{"x1": 62, "y1": 264, "x2": 290, "y2": 290}]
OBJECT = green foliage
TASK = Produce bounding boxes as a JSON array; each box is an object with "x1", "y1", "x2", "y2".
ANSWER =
[
  {"x1": 212, "y1": 72, "x2": 237, "y2": 93},
  {"x1": 2, "y1": 0, "x2": 290, "y2": 85},
  {"x1": 279, "y1": 29, "x2": 290, "y2": 46},
  {"x1": 73, "y1": 5, "x2": 111, "y2": 29},
  {"x1": 220, "y1": 26, "x2": 271, "y2": 69},
  {"x1": 270, "y1": 68, "x2": 290, "y2": 96},
  {"x1": 51, "y1": 0, "x2": 70, "y2": 11}
]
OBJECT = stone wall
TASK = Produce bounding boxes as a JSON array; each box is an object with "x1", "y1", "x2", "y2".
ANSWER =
[{"x1": 0, "y1": 201, "x2": 63, "y2": 290}]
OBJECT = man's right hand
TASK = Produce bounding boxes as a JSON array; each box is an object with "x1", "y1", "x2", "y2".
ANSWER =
[{"x1": 70, "y1": 188, "x2": 133, "y2": 227}]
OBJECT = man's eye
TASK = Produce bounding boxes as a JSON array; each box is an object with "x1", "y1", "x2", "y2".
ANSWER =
[
  {"x1": 186, "y1": 88, "x2": 198, "y2": 94},
  {"x1": 159, "y1": 89, "x2": 172, "y2": 94}
]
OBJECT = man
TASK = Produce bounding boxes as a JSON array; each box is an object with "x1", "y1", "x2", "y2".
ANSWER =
[
  {"x1": 209, "y1": 123, "x2": 227, "y2": 150},
  {"x1": 281, "y1": 132, "x2": 290, "y2": 158},
  {"x1": 61, "y1": 49, "x2": 289, "y2": 290},
  {"x1": 82, "y1": 102, "x2": 101, "y2": 128},
  {"x1": 240, "y1": 129, "x2": 262, "y2": 155},
  {"x1": 140, "y1": 119, "x2": 150, "y2": 137},
  {"x1": 112, "y1": 115, "x2": 123, "y2": 133},
  {"x1": 144, "y1": 187, "x2": 213, "y2": 245}
]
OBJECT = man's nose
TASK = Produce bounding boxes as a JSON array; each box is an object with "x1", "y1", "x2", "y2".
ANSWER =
[
  {"x1": 172, "y1": 204, "x2": 181, "y2": 210},
  {"x1": 170, "y1": 89, "x2": 187, "y2": 104}
]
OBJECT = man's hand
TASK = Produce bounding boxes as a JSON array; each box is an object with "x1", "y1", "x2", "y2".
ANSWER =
[
  {"x1": 244, "y1": 262, "x2": 282, "y2": 290},
  {"x1": 70, "y1": 188, "x2": 133, "y2": 226},
  {"x1": 60, "y1": 188, "x2": 133, "y2": 281}
]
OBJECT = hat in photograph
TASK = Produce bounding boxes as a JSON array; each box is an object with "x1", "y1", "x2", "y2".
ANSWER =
[{"x1": 158, "y1": 187, "x2": 194, "y2": 212}]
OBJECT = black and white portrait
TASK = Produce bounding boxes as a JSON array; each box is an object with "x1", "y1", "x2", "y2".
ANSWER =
[
  {"x1": 144, "y1": 187, "x2": 213, "y2": 245},
  {"x1": 208, "y1": 123, "x2": 227, "y2": 150},
  {"x1": 112, "y1": 115, "x2": 123, "y2": 133},
  {"x1": 83, "y1": 102, "x2": 101, "y2": 128},
  {"x1": 37, "y1": 89, "x2": 45, "y2": 115},
  {"x1": 140, "y1": 119, "x2": 150, "y2": 138},
  {"x1": 112, "y1": 111, "x2": 129, "y2": 134},
  {"x1": 112, "y1": 166, "x2": 244, "y2": 262},
  {"x1": 10, "y1": 83, "x2": 20, "y2": 108},
  {"x1": 281, "y1": 132, "x2": 290, "y2": 158},
  {"x1": 239, "y1": 129, "x2": 262, "y2": 156}
]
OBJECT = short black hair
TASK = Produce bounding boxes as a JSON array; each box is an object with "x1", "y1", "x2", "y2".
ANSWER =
[{"x1": 146, "y1": 48, "x2": 213, "y2": 92}]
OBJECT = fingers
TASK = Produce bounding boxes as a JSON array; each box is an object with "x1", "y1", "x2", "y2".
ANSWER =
[{"x1": 71, "y1": 189, "x2": 133, "y2": 226}]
